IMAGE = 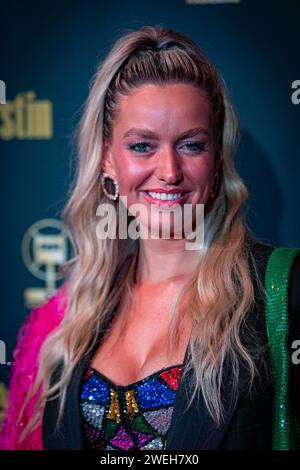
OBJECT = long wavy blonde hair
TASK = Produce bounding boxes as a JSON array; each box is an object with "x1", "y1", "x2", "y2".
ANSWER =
[{"x1": 18, "y1": 25, "x2": 268, "y2": 444}]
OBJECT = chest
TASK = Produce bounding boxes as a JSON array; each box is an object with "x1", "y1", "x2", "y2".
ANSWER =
[{"x1": 90, "y1": 284, "x2": 192, "y2": 386}]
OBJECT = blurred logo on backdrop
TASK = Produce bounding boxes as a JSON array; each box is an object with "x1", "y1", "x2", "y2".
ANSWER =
[
  {"x1": 21, "y1": 218, "x2": 72, "y2": 309},
  {"x1": 0, "y1": 91, "x2": 52, "y2": 139}
]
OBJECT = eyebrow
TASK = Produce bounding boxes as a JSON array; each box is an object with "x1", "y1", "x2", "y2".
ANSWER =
[{"x1": 122, "y1": 126, "x2": 209, "y2": 140}]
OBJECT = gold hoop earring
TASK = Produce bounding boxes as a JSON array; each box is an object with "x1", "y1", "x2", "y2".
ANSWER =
[{"x1": 100, "y1": 172, "x2": 119, "y2": 201}]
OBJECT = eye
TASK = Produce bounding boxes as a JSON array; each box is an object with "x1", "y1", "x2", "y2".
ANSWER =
[
  {"x1": 127, "y1": 142, "x2": 152, "y2": 153},
  {"x1": 127, "y1": 141, "x2": 207, "y2": 154},
  {"x1": 180, "y1": 141, "x2": 206, "y2": 154}
]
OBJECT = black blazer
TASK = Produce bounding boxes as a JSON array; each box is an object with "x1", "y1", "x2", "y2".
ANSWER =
[{"x1": 42, "y1": 240, "x2": 300, "y2": 450}]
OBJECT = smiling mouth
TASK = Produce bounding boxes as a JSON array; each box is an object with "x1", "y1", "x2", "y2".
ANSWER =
[
  {"x1": 143, "y1": 191, "x2": 190, "y2": 207},
  {"x1": 147, "y1": 191, "x2": 185, "y2": 201}
]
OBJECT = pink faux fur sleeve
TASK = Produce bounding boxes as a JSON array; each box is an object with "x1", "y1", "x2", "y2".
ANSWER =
[{"x1": 0, "y1": 284, "x2": 67, "y2": 450}]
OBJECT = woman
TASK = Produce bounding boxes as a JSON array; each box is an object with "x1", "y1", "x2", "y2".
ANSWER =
[{"x1": 1, "y1": 25, "x2": 299, "y2": 451}]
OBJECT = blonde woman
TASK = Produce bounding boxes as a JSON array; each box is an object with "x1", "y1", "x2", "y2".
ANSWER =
[{"x1": 1, "y1": 25, "x2": 299, "y2": 451}]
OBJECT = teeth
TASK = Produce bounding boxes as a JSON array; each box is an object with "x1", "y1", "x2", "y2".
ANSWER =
[{"x1": 147, "y1": 192, "x2": 183, "y2": 201}]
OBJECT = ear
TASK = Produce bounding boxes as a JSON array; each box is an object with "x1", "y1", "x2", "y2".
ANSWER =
[{"x1": 101, "y1": 139, "x2": 116, "y2": 176}]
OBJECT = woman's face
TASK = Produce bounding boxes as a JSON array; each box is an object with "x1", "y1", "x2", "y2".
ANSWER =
[{"x1": 102, "y1": 83, "x2": 221, "y2": 238}]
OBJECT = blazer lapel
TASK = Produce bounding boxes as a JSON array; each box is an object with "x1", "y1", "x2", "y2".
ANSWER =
[
  {"x1": 43, "y1": 353, "x2": 89, "y2": 449},
  {"x1": 165, "y1": 342, "x2": 250, "y2": 450},
  {"x1": 43, "y1": 306, "x2": 122, "y2": 449}
]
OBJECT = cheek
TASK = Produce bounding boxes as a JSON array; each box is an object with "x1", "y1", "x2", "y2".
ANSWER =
[
  {"x1": 114, "y1": 155, "x2": 150, "y2": 202},
  {"x1": 186, "y1": 158, "x2": 214, "y2": 186},
  {"x1": 186, "y1": 159, "x2": 215, "y2": 205}
]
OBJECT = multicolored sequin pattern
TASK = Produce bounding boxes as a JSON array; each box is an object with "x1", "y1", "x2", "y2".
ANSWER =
[{"x1": 80, "y1": 364, "x2": 183, "y2": 450}]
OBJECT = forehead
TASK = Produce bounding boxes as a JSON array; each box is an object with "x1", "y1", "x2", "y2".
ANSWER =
[{"x1": 113, "y1": 83, "x2": 213, "y2": 134}]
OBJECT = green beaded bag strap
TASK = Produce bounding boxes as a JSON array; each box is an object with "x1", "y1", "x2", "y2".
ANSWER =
[{"x1": 265, "y1": 247, "x2": 300, "y2": 449}]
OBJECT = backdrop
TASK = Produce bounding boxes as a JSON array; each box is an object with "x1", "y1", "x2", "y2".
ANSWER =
[{"x1": 0, "y1": 0, "x2": 299, "y2": 424}]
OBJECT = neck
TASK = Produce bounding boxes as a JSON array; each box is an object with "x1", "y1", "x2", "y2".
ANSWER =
[{"x1": 135, "y1": 237, "x2": 202, "y2": 285}]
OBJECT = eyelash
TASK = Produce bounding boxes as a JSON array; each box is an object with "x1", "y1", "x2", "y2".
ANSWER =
[{"x1": 127, "y1": 141, "x2": 206, "y2": 154}]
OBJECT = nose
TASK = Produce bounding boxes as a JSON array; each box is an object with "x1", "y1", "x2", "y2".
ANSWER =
[{"x1": 154, "y1": 146, "x2": 183, "y2": 184}]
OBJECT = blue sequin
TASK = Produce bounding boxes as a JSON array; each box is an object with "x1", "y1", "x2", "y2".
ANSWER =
[
  {"x1": 137, "y1": 379, "x2": 177, "y2": 408},
  {"x1": 81, "y1": 375, "x2": 110, "y2": 404}
]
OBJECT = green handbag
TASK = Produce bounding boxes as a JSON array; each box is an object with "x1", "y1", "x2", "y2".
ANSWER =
[{"x1": 265, "y1": 247, "x2": 300, "y2": 449}]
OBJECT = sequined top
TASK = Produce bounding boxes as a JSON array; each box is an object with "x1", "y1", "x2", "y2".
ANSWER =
[{"x1": 80, "y1": 364, "x2": 183, "y2": 450}]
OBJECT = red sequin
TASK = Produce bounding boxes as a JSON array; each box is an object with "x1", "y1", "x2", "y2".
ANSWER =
[{"x1": 159, "y1": 366, "x2": 182, "y2": 390}]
